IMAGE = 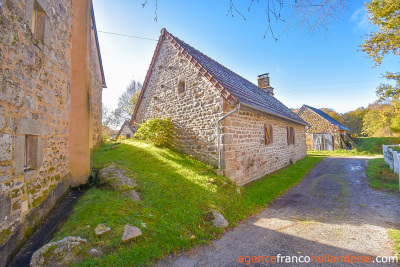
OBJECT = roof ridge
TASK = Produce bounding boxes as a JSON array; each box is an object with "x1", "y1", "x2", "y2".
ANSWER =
[{"x1": 167, "y1": 31, "x2": 258, "y2": 91}]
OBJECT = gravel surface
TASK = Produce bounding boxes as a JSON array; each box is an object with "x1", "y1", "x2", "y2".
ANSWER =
[{"x1": 156, "y1": 157, "x2": 400, "y2": 267}]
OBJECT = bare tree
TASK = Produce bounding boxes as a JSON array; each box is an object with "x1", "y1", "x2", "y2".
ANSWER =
[{"x1": 141, "y1": 0, "x2": 348, "y2": 40}]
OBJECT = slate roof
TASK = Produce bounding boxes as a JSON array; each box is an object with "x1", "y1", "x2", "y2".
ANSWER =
[
  {"x1": 299, "y1": 105, "x2": 351, "y2": 132},
  {"x1": 131, "y1": 29, "x2": 307, "y2": 126}
]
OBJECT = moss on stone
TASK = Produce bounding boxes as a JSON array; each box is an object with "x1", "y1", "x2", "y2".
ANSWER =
[{"x1": 0, "y1": 227, "x2": 12, "y2": 244}]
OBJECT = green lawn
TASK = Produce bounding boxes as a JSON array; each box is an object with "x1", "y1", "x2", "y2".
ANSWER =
[
  {"x1": 53, "y1": 140, "x2": 323, "y2": 266},
  {"x1": 366, "y1": 158, "x2": 399, "y2": 191},
  {"x1": 356, "y1": 137, "x2": 400, "y2": 154}
]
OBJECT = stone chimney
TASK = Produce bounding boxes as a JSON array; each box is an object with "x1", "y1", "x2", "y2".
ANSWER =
[{"x1": 257, "y1": 73, "x2": 274, "y2": 96}]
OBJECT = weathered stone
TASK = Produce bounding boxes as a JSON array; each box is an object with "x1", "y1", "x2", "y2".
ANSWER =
[
  {"x1": 98, "y1": 164, "x2": 141, "y2": 201},
  {"x1": 0, "y1": 76, "x2": 24, "y2": 106},
  {"x1": 122, "y1": 225, "x2": 142, "y2": 242},
  {"x1": 26, "y1": 95, "x2": 37, "y2": 110},
  {"x1": 30, "y1": 236, "x2": 87, "y2": 267},
  {"x1": 208, "y1": 210, "x2": 229, "y2": 228},
  {"x1": 0, "y1": 106, "x2": 5, "y2": 130},
  {"x1": 0, "y1": 133, "x2": 12, "y2": 161},
  {"x1": 87, "y1": 248, "x2": 103, "y2": 258},
  {"x1": 0, "y1": 194, "x2": 11, "y2": 222},
  {"x1": 94, "y1": 223, "x2": 111, "y2": 236},
  {"x1": 18, "y1": 117, "x2": 43, "y2": 135}
]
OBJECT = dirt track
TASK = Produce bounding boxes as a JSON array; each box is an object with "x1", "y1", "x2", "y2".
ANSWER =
[{"x1": 157, "y1": 157, "x2": 400, "y2": 266}]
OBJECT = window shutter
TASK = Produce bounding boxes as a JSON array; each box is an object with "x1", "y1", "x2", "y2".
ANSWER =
[
  {"x1": 265, "y1": 124, "x2": 271, "y2": 145},
  {"x1": 287, "y1": 126, "x2": 290, "y2": 145},
  {"x1": 291, "y1": 127, "x2": 295, "y2": 144}
]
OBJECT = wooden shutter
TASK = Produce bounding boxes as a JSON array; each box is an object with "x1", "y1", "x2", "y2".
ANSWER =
[
  {"x1": 287, "y1": 126, "x2": 290, "y2": 145},
  {"x1": 265, "y1": 124, "x2": 272, "y2": 145},
  {"x1": 291, "y1": 127, "x2": 295, "y2": 144}
]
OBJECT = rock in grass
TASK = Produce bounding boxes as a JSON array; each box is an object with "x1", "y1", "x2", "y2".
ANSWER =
[
  {"x1": 98, "y1": 164, "x2": 141, "y2": 201},
  {"x1": 87, "y1": 248, "x2": 103, "y2": 258},
  {"x1": 122, "y1": 225, "x2": 142, "y2": 242},
  {"x1": 208, "y1": 210, "x2": 229, "y2": 228},
  {"x1": 95, "y1": 224, "x2": 111, "y2": 236},
  {"x1": 30, "y1": 236, "x2": 87, "y2": 267}
]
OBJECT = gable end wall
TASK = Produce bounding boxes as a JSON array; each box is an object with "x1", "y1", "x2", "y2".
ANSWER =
[
  {"x1": 134, "y1": 37, "x2": 224, "y2": 165},
  {"x1": 299, "y1": 108, "x2": 343, "y2": 149}
]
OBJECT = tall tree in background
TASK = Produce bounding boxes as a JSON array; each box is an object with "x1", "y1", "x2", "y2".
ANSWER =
[
  {"x1": 341, "y1": 107, "x2": 368, "y2": 137},
  {"x1": 361, "y1": 0, "x2": 400, "y2": 108},
  {"x1": 102, "y1": 80, "x2": 142, "y2": 130}
]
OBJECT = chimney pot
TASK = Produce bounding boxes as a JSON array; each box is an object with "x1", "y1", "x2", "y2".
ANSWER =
[{"x1": 257, "y1": 73, "x2": 274, "y2": 96}]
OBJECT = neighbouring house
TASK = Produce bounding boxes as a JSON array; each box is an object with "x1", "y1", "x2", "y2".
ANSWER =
[
  {"x1": 297, "y1": 105, "x2": 351, "y2": 150},
  {"x1": 0, "y1": 0, "x2": 106, "y2": 265},
  {"x1": 130, "y1": 29, "x2": 307, "y2": 185},
  {"x1": 116, "y1": 120, "x2": 135, "y2": 139}
]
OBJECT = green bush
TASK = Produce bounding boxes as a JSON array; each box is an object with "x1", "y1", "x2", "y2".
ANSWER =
[{"x1": 134, "y1": 118, "x2": 173, "y2": 146}]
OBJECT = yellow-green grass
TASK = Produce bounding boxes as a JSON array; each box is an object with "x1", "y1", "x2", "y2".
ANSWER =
[
  {"x1": 53, "y1": 140, "x2": 323, "y2": 266},
  {"x1": 366, "y1": 158, "x2": 399, "y2": 191}
]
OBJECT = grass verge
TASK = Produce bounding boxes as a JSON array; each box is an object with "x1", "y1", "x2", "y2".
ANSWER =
[
  {"x1": 307, "y1": 149, "x2": 374, "y2": 157},
  {"x1": 366, "y1": 158, "x2": 399, "y2": 191},
  {"x1": 389, "y1": 230, "x2": 400, "y2": 258},
  {"x1": 53, "y1": 140, "x2": 323, "y2": 266}
]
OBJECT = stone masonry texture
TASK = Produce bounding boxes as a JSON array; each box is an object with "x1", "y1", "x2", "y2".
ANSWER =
[
  {"x1": 134, "y1": 36, "x2": 307, "y2": 185},
  {"x1": 223, "y1": 105, "x2": 307, "y2": 185},
  {"x1": 298, "y1": 107, "x2": 344, "y2": 150},
  {"x1": 134, "y1": 37, "x2": 225, "y2": 166},
  {"x1": 0, "y1": 1, "x2": 103, "y2": 265}
]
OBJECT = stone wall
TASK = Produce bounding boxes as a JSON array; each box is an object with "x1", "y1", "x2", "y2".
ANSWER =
[
  {"x1": 134, "y1": 37, "x2": 224, "y2": 165},
  {"x1": 118, "y1": 124, "x2": 134, "y2": 139},
  {"x1": 223, "y1": 104, "x2": 307, "y2": 185},
  {"x1": 89, "y1": 23, "x2": 103, "y2": 151},
  {"x1": 0, "y1": 0, "x2": 103, "y2": 265},
  {"x1": 298, "y1": 108, "x2": 343, "y2": 149}
]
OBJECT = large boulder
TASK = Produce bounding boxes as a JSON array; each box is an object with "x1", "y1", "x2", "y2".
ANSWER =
[
  {"x1": 30, "y1": 236, "x2": 87, "y2": 267},
  {"x1": 97, "y1": 164, "x2": 141, "y2": 201}
]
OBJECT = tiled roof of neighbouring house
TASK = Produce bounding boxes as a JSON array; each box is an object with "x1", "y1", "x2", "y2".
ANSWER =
[
  {"x1": 130, "y1": 29, "x2": 307, "y2": 126},
  {"x1": 300, "y1": 105, "x2": 351, "y2": 131}
]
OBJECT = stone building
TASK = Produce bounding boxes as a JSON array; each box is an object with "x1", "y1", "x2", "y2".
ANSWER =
[
  {"x1": 0, "y1": 0, "x2": 106, "y2": 265},
  {"x1": 130, "y1": 29, "x2": 307, "y2": 185},
  {"x1": 116, "y1": 120, "x2": 135, "y2": 139},
  {"x1": 297, "y1": 105, "x2": 351, "y2": 150}
]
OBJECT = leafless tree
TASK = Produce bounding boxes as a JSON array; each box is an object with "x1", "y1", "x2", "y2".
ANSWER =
[{"x1": 141, "y1": 0, "x2": 348, "y2": 40}]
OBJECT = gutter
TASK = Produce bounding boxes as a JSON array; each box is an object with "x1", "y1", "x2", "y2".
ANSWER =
[{"x1": 217, "y1": 103, "x2": 240, "y2": 171}]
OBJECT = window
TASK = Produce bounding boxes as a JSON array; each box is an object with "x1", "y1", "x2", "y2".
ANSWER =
[
  {"x1": 178, "y1": 81, "x2": 185, "y2": 94},
  {"x1": 32, "y1": 0, "x2": 45, "y2": 43},
  {"x1": 25, "y1": 135, "x2": 39, "y2": 171},
  {"x1": 287, "y1": 127, "x2": 295, "y2": 145},
  {"x1": 126, "y1": 134, "x2": 131, "y2": 139},
  {"x1": 264, "y1": 124, "x2": 273, "y2": 145}
]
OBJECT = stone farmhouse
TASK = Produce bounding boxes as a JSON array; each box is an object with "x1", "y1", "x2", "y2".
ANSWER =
[
  {"x1": 116, "y1": 120, "x2": 135, "y2": 139},
  {"x1": 0, "y1": 0, "x2": 106, "y2": 265},
  {"x1": 297, "y1": 105, "x2": 351, "y2": 150},
  {"x1": 130, "y1": 29, "x2": 307, "y2": 185}
]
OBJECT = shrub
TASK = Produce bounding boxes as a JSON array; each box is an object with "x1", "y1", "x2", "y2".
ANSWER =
[{"x1": 134, "y1": 118, "x2": 173, "y2": 146}]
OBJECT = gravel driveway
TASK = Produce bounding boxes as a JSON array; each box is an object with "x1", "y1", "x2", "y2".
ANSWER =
[{"x1": 156, "y1": 157, "x2": 400, "y2": 266}]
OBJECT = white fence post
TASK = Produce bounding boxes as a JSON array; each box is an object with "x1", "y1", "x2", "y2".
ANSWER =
[{"x1": 394, "y1": 151, "x2": 399, "y2": 174}]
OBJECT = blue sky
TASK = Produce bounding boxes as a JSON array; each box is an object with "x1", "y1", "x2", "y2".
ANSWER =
[{"x1": 93, "y1": 0, "x2": 398, "y2": 114}]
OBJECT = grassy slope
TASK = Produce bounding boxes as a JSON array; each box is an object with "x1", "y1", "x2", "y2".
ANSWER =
[{"x1": 53, "y1": 140, "x2": 323, "y2": 266}]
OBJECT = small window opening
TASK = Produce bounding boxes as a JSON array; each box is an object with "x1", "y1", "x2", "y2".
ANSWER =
[
  {"x1": 126, "y1": 134, "x2": 131, "y2": 139},
  {"x1": 25, "y1": 135, "x2": 38, "y2": 171},
  {"x1": 178, "y1": 81, "x2": 185, "y2": 94},
  {"x1": 32, "y1": 0, "x2": 45, "y2": 43},
  {"x1": 287, "y1": 127, "x2": 295, "y2": 145}
]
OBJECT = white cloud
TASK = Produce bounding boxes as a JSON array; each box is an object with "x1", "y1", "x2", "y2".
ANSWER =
[{"x1": 350, "y1": 6, "x2": 373, "y2": 31}]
